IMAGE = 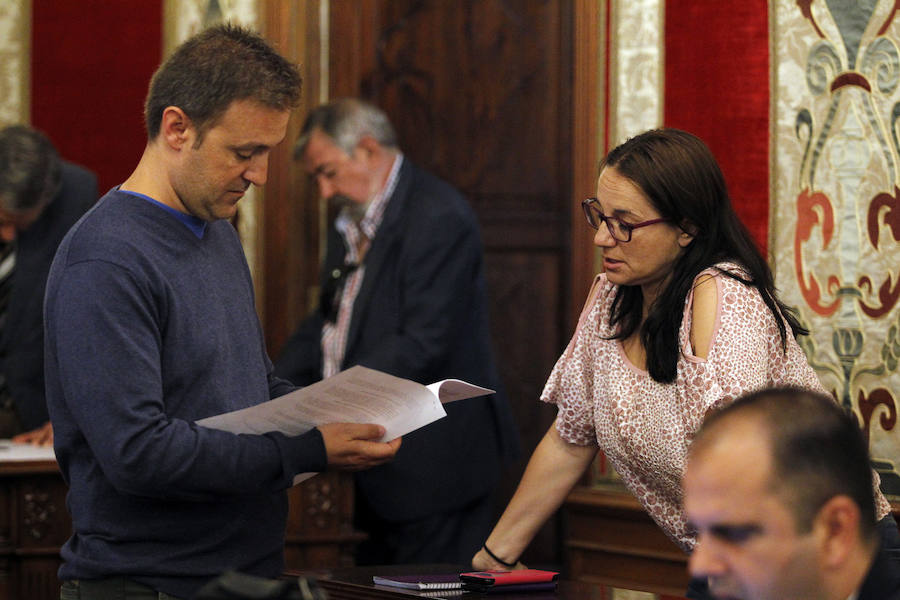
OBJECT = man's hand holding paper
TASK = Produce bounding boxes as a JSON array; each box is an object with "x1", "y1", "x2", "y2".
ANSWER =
[{"x1": 319, "y1": 423, "x2": 402, "y2": 470}]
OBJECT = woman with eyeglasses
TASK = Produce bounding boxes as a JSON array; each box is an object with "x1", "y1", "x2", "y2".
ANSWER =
[{"x1": 472, "y1": 128, "x2": 894, "y2": 599}]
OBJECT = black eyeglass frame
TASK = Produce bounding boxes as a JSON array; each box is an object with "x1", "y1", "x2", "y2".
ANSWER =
[{"x1": 581, "y1": 197, "x2": 671, "y2": 242}]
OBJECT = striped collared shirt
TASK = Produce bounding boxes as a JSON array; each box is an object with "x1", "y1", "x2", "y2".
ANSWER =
[{"x1": 321, "y1": 154, "x2": 404, "y2": 378}]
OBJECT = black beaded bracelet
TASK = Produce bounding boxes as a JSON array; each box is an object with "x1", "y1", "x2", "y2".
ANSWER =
[{"x1": 482, "y1": 543, "x2": 517, "y2": 568}]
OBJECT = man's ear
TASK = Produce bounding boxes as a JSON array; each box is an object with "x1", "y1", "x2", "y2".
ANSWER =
[
  {"x1": 355, "y1": 135, "x2": 381, "y2": 162},
  {"x1": 814, "y1": 495, "x2": 860, "y2": 568},
  {"x1": 159, "y1": 106, "x2": 194, "y2": 151}
]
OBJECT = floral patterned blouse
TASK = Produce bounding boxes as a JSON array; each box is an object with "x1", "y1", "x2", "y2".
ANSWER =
[{"x1": 542, "y1": 262, "x2": 891, "y2": 551}]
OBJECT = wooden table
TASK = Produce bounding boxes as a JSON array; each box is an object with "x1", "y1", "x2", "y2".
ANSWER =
[
  {"x1": 0, "y1": 445, "x2": 360, "y2": 600},
  {"x1": 562, "y1": 483, "x2": 900, "y2": 597},
  {"x1": 0, "y1": 444, "x2": 68, "y2": 600},
  {"x1": 290, "y1": 563, "x2": 689, "y2": 600},
  {"x1": 563, "y1": 484, "x2": 690, "y2": 595}
]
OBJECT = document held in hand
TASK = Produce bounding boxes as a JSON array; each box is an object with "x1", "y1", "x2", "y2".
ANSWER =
[{"x1": 197, "y1": 366, "x2": 494, "y2": 482}]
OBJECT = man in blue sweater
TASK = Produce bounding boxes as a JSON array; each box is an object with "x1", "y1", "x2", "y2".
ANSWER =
[{"x1": 44, "y1": 24, "x2": 400, "y2": 600}]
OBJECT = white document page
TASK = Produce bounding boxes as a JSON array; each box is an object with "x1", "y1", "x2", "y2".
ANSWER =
[
  {"x1": 196, "y1": 366, "x2": 494, "y2": 483},
  {"x1": 0, "y1": 441, "x2": 57, "y2": 462}
]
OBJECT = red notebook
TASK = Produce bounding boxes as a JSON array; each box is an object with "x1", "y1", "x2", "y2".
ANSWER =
[{"x1": 459, "y1": 569, "x2": 559, "y2": 591}]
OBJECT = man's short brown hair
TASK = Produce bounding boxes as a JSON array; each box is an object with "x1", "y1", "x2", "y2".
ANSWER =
[
  {"x1": 144, "y1": 23, "x2": 301, "y2": 142},
  {"x1": 694, "y1": 387, "x2": 877, "y2": 541}
]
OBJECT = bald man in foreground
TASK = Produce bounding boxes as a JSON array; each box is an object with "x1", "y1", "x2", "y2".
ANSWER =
[{"x1": 684, "y1": 387, "x2": 900, "y2": 600}]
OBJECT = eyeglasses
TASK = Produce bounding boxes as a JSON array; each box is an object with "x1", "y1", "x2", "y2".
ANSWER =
[{"x1": 581, "y1": 197, "x2": 670, "y2": 242}]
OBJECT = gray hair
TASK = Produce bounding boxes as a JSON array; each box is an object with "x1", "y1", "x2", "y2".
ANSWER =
[
  {"x1": 294, "y1": 98, "x2": 398, "y2": 158},
  {"x1": 0, "y1": 125, "x2": 61, "y2": 213}
]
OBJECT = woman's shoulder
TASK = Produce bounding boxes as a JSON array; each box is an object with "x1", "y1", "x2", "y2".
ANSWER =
[
  {"x1": 575, "y1": 273, "x2": 619, "y2": 335},
  {"x1": 692, "y1": 262, "x2": 762, "y2": 299},
  {"x1": 693, "y1": 262, "x2": 775, "y2": 332},
  {"x1": 591, "y1": 272, "x2": 622, "y2": 308},
  {"x1": 687, "y1": 262, "x2": 772, "y2": 356},
  {"x1": 585, "y1": 273, "x2": 618, "y2": 301},
  {"x1": 695, "y1": 261, "x2": 749, "y2": 281}
]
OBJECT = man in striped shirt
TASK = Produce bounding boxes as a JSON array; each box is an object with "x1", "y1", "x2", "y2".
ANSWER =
[{"x1": 277, "y1": 98, "x2": 519, "y2": 566}]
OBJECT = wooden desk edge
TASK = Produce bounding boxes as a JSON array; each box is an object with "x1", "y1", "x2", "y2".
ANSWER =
[{"x1": 0, "y1": 459, "x2": 60, "y2": 475}]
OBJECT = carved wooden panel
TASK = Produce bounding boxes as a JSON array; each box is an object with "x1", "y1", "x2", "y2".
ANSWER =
[
  {"x1": 332, "y1": 1, "x2": 569, "y2": 215},
  {"x1": 0, "y1": 464, "x2": 68, "y2": 600},
  {"x1": 0, "y1": 462, "x2": 359, "y2": 600},
  {"x1": 486, "y1": 254, "x2": 562, "y2": 448},
  {"x1": 284, "y1": 471, "x2": 363, "y2": 570},
  {"x1": 260, "y1": 1, "x2": 329, "y2": 356},
  {"x1": 564, "y1": 486, "x2": 689, "y2": 596}
]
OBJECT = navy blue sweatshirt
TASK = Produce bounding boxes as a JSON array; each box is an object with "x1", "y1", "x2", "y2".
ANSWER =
[{"x1": 44, "y1": 191, "x2": 326, "y2": 599}]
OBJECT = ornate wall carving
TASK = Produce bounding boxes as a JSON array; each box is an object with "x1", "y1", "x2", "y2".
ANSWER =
[{"x1": 772, "y1": 0, "x2": 900, "y2": 497}]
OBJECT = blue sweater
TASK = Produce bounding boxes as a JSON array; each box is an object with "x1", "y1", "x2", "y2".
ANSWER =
[{"x1": 44, "y1": 191, "x2": 327, "y2": 599}]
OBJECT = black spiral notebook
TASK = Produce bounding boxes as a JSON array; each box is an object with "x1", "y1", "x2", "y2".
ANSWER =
[{"x1": 372, "y1": 574, "x2": 462, "y2": 590}]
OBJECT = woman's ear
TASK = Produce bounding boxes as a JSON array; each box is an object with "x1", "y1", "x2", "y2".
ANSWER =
[{"x1": 678, "y1": 222, "x2": 698, "y2": 247}]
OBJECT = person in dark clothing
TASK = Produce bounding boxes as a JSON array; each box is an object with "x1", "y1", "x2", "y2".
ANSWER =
[
  {"x1": 276, "y1": 98, "x2": 518, "y2": 565},
  {"x1": 45, "y1": 25, "x2": 399, "y2": 600},
  {"x1": 684, "y1": 386, "x2": 900, "y2": 600},
  {"x1": 0, "y1": 124, "x2": 96, "y2": 445}
]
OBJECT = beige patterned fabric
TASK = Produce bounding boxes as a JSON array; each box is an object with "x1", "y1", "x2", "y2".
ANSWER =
[
  {"x1": 608, "y1": 0, "x2": 663, "y2": 146},
  {"x1": 541, "y1": 263, "x2": 890, "y2": 550},
  {"x1": 771, "y1": 0, "x2": 900, "y2": 498},
  {"x1": 0, "y1": 1, "x2": 29, "y2": 126}
]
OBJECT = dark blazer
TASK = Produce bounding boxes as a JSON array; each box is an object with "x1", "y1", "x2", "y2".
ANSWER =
[
  {"x1": 277, "y1": 159, "x2": 518, "y2": 521},
  {"x1": 2, "y1": 161, "x2": 96, "y2": 430},
  {"x1": 858, "y1": 543, "x2": 900, "y2": 600}
]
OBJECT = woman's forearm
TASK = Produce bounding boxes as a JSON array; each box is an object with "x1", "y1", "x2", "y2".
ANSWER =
[{"x1": 475, "y1": 422, "x2": 598, "y2": 568}]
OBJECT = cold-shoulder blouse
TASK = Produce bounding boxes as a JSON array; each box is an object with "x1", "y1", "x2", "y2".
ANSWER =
[{"x1": 541, "y1": 262, "x2": 891, "y2": 550}]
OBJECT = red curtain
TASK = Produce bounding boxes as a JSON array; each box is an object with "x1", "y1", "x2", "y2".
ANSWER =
[
  {"x1": 31, "y1": 2, "x2": 163, "y2": 195},
  {"x1": 664, "y1": 2, "x2": 770, "y2": 253}
]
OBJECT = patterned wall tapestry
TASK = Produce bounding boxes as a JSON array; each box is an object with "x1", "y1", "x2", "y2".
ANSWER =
[
  {"x1": 772, "y1": 0, "x2": 900, "y2": 498},
  {"x1": 608, "y1": 0, "x2": 663, "y2": 146},
  {"x1": 0, "y1": 0, "x2": 29, "y2": 127}
]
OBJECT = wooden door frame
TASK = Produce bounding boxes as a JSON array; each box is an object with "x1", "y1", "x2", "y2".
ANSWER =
[
  {"x1": 570, "y1": 1, "x2": 603, "y2": 331},
  {"x1": 259, "y1": 1, "x2": 327, "y2": 356}
]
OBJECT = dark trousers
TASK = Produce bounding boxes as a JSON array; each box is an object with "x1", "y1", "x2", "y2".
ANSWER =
[
  {"x1": 354, "y1": 492, "x2": 494, "y2": 566},
  {"x1": 60, "y1": 578, "x2": 183, "y2": 600},
  {"x1": 685, "y1": 514, "x2": 900, "y2": 600}
]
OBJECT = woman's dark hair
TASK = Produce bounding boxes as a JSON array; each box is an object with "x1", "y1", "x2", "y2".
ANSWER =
[{"x1": 601, "y1": 128, "x2": 807, "y2": 382}]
